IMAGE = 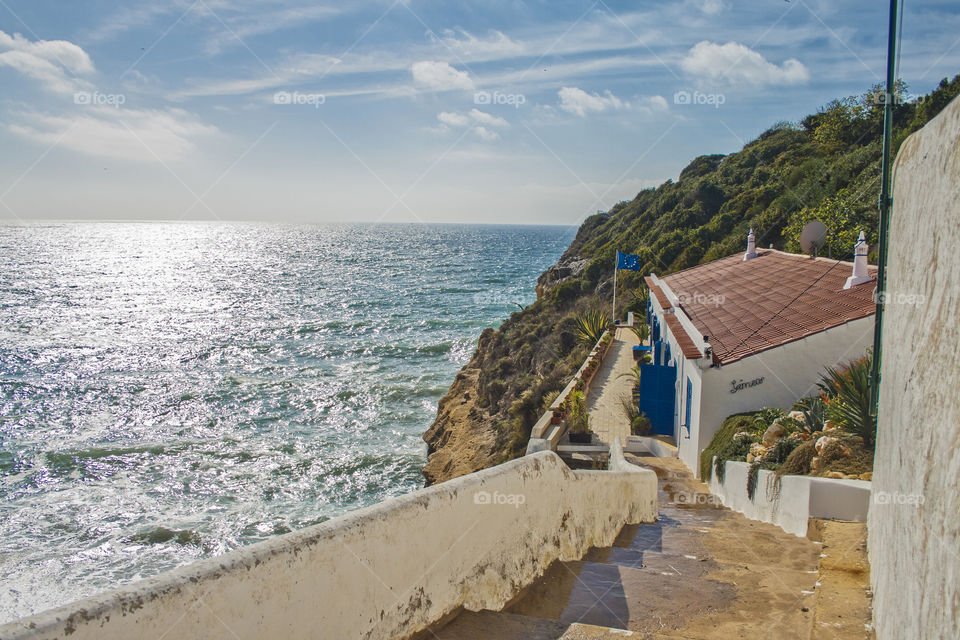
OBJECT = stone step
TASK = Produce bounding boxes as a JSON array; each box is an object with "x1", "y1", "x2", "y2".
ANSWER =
[
  {"x1": 435, "y1": 455, "x2": 869, "y2": 640},
  {"x1": 430, "y1": 610, "x2": 637, "y2": 639},
  {"x1": 508, "y1": 556, "x2": 818, "y2": 636}
]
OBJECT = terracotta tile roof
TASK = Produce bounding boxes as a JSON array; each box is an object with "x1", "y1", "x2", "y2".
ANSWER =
[
  {"x1": 644, "y1": 276, "x2": 673, "y2": 311},
  {"x1": 664, "y1": 313, "x2": 702, "y2": 359},
  {"x1": 658, "y1": 250, "x2": 877, "y2": 365}
]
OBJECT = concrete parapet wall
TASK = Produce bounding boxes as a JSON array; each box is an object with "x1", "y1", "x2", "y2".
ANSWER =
[
  {"x1": 869, "y1": 94, "x2": 960, "y2": 639},
  {"x1": 709, "y1": 459, "x2": 870, "y2": 537},
  {"x1": 0, "y1": 452, "x2": 657, "y2": 640}
]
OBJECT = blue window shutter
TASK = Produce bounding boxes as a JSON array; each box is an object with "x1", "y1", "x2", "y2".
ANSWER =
[{"x1": 684, "y1": 378, "x2": 693, "y2": 428}]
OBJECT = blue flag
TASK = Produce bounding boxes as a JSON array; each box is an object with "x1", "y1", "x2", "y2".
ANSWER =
[{"x1": 616, "y1": 251, "x2": 642, "y2": 271}]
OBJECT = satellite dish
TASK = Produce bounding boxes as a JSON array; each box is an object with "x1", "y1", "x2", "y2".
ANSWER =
[{"x1": 799, "y1": 220, "x2": 828, "y2": 257}]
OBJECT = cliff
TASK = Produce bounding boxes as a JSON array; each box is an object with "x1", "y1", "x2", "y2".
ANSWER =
[{"x1": 422, "y1": 75, "x2": 960, "y2": 485}]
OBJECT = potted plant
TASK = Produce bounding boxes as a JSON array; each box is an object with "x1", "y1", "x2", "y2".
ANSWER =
[
  {"x1": 551, "y1": 409, "x2": 563, "y2": 425},
  {"x1": 567, "y1": 390, "x2": 592, "y2": 443}
]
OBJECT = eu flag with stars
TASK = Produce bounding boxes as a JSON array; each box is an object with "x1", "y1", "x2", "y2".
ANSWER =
[{"x1": 616, "y1": 251, "x2": 642, "y2": 271}]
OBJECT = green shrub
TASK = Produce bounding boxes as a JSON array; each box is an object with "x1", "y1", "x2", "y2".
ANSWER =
[
  {"x1": 700, "y1": 412, "x2": 764, "y2": 480},
  {"x1": 631, "y1": 413, "x2": 652, "y2": 436},
  {"x1": 777, "y1": 439, "x2": 818, "y2": 477},
  {"x1": 567, "y1": 390, "x2": 590, "y2": 434},
  {"x1": 552, "y1": 279, "x2": 582, "y2": 305},
  {"x1": 752, "y1": 407, "x2": 785, "y2": 431},
  {"x1": 747, "y1": 436, "x2": 803, "y2": 500},
  {"x1": 713, "y1": 433, "x2": 756, "y2": 483}
]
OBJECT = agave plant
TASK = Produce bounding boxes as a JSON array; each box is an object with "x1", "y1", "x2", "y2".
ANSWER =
[
  {"x1": 817, "y1": 354, "x2": 876, "y2": 447},
  {"x1": 797, "y1": 396, "x2": 827, "y2": 433},
  {"x1": 574, "y1": 308, "x2": 610, "y2": 346}
]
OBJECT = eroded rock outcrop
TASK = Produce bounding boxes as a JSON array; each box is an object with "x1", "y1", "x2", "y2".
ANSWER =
[{"x1": 421, "y1": 331, "x2": 501, "y2": 485}]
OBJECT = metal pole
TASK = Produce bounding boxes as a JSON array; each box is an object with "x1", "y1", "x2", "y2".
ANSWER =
[
  {"x1": 612, "y1": 264, "x2": 618, "y2": 323},
  {"x1": 870, "y1": 0, "x2": 899, "y2": 413}
]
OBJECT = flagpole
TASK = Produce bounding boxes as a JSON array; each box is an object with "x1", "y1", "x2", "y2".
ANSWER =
[{"x1": 612, "y1": 256, "x2": 618, "y2": 324}]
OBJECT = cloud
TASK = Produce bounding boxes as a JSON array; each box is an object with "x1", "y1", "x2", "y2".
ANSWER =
[
  {"x1": 467, "y1": 109, "x2": 508, "y2": 128},
  {"x1": 437, "y1": 111, "x2": 470, "y2": 127},
  {"x1": 648, "y1": 95, "x2": 669, "y2": 111},
  {"x1": 473, "y1": 126, "x2": 500, "y2": 142},
  {"x1": 557, "y1": 87, "x2": 627, "y2": 117},
  {"x1": 8, "y1": 106, "x2": 218, "y2": 163},
  {"x1": 434, "y1": 29, "x2": 524, "y2": 59},
  {"x1": 681, "y1": 41, "x2": 809, "y2": 86},
  {"x1": 699, "y1": 0, "x2": 724, "y2": 15},
  {"x1": 0, "y1": 30, "x2": 94, "y2": 94},
  {"x1": 436, "y1": 109, "x2": 509, "y2": 128},
  {"x1": 203, "y1": 5, "x2": 344, "y2": 55},
  {"x1": 434, "y1": 109, "x2": 507, "y2": 141},
  {"x1": 84, "y1": 4, "x2": 185, "y2": 42},
  {"x1": 173, "y1": 52, "x2": 343, "y2": 98},
  {"x1": 411, "y1": 61, "x2": 474, "y2": 91}
]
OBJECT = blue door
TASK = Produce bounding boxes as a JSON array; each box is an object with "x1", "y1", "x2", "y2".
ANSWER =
[{"x1": 638, "y1": 361, "x2": 677, "y2": 436}]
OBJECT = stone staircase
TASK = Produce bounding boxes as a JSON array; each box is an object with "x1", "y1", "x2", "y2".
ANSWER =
[{"x1": 429, "y1": 456, "x2": 872, "y2": 639}]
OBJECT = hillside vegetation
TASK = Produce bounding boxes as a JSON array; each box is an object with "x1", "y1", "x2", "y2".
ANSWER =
[{"x1": 421, "y1": 75, "x2": 960, "y2": 485}]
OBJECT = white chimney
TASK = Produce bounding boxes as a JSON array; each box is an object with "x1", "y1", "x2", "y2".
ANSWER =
[
  {"x1": 844, "y1": 230, "x2": 873, "y2": 289},
  {"x1": 743, "y1": 228, "x2": 758, "y2": 261}
]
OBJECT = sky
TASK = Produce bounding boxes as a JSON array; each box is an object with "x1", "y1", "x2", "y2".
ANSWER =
[{"x1": 0, "y1": 0, "x2": 958, "y2": 226}]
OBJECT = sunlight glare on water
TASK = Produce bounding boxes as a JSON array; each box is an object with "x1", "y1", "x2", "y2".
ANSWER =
[{"x1": 0, "y1": 221, "x2": 573, "y2": 622}]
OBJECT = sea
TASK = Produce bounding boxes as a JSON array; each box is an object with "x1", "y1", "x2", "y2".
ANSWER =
[{"x1": 0, "y1": 221, "x2": 574, "y2": 623}]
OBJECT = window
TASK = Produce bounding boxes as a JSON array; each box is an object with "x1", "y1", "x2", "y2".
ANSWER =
[{"x1": 684, "y1": 377, "x2": 694, "y2": 430}]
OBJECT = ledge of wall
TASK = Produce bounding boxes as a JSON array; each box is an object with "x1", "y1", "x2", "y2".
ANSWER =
[
  {"x1": 0, "y1": 451, "x2": 657, "y2": 640},
  {"x1": 709, "y1": 459, "x2": 871, "y2": 537}
]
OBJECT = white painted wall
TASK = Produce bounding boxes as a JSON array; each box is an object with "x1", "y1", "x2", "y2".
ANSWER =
[
  {"x1": 0, "y1": 452, "x2": 657, "y2": 640},
  {"x1": 709, "y1": 459, "x2": 871, "y2": 537},
  {"x1": 679, "y1": 316, "x2": 874, "y2": 476},
  {"x1": 869, "y1": 95, "x2": 960, "y2": 639}
]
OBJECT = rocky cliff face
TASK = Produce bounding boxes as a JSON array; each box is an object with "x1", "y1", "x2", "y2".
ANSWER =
[
  {"x1": 421, "y1": 257, "x2": 590, "y2": 485},
  {"x1": 421, "y1": 330, "x2": 500, "y2": 485}
]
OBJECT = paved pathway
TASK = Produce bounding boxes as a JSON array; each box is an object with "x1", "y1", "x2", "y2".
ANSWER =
[
  {"x1": 431, "y1": 457, "x2": 864, "y2": 639},
  {"x1": 586, "y1": 326, "x2": 639, "y2": 446}
]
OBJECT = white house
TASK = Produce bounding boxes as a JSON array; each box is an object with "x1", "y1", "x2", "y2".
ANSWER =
[{"x1": 640, "y1": 231, "x2": 877, "y2": 477}]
